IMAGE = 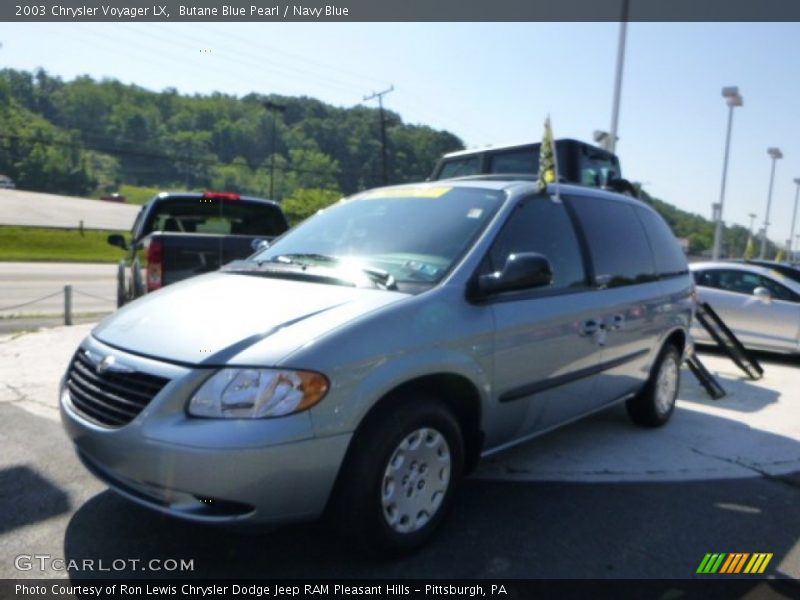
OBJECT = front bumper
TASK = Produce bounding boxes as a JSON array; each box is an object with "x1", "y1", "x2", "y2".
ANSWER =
[{"x1": 60, "y1": 335, "x2": 351, "y2": 526}]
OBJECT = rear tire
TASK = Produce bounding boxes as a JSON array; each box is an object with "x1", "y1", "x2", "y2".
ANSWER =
[
  {"x1": 626, "y1": 344, "x2": 681, "y2": 427},
  {"x1": 330, "y1": 396, "x2": 464, "y2": 555}
]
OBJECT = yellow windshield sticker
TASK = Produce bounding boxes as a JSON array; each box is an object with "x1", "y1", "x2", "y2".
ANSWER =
[{"x1": 361, "y1": 186, "x2": 452, "y2": 200}]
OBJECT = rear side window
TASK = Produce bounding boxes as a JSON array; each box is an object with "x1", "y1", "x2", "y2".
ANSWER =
[
  {"x1": 489, "y1": 148, "x2": 538, "y2": 175},
  {"x1": 487, "y1": 196, "x2": 586, "y2": 292},
  {"x1": 568, "y1": 196, "x2": 656, "y2": 288},
  {"x1": 634, "y1": 207, "x2": 689, "y2": 277},
  {"x1": 147, "y1": 199, "x2": 287, "y2": 236},
  {"x1": 437, "y1": 157, "x2": 480, "y2": 179}
]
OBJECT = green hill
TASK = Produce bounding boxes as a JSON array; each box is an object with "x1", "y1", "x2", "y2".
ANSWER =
[{"x1": 0, "y1": 68, "x2": 779, "y2": 257}]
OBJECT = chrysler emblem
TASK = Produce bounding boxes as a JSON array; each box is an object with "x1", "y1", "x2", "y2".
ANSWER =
[
  {"x1": 84, "y1": 350, "x2": 134, "y2": 374},
  {"x1": 97, "y1": 355, "x2": 116, "y2": 374}
]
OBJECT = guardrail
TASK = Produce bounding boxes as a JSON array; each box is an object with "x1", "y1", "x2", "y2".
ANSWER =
[{"x1": 0, "y1": 285, "x2": 115, "y2": 325}]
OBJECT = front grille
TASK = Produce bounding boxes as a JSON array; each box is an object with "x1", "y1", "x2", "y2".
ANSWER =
[{"x1": 66, "y1": 351, "x2": 170, "y2": 427}]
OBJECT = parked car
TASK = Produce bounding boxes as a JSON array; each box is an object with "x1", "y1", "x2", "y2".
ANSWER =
[
  {"x1": 732, "y1": 259, "x2": 800, "y2": 285},
  {"x1": 429, "y1": 138, "x2": 638, "y2": 196},
  {"x1": 61, "y1": 180, "x2": 692, "y2": 553},
  {"x1": 108, "y1": 191, "x2": 289, "y2": 307},
  {"x1": 0, "y1": 175, "x2": 16, "y2": 189},
  {"x1": 691, "y1": 261, "x2": 800, "y2": 354}
]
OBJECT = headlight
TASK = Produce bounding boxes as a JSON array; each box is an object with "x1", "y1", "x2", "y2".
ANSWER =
[{"x1": 188, "y1": 368, "x2": 329, "y2": 418}]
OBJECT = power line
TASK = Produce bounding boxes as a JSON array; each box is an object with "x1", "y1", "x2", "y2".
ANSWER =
[{"x1": 363, "y1": 86, "x2": 394, "y2": 185}]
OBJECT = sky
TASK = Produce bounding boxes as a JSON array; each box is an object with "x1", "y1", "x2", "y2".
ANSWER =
[{"x1": 2, "y1": 21, "x2": 800, "y2": 248}]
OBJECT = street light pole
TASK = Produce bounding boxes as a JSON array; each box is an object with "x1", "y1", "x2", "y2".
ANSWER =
[
  {"x1": 608, "y1": 0, "x2": 629, "y2": 154},
  {"x1": 760, "y1": 147, "x2": 783, "y2": 259},
  {"x1": 789, "y1": 178, "x2": 800, "y2": 259},
  {"x1": 712, "y1": 86, "x2": 742, "y2": 260},
  {"x1": 263, "y1": 100, "x2": 287, "y2": 200}
]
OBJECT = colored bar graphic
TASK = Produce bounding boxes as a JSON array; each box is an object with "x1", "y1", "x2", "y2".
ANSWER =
[
  {"x1": 697, "y1": 553, "x2": 728, "y2": 574},
  {"x1": 699, "y1": 552, "x2": 774, "y2": 575},
  {"x1": 720, "y1": 553, "x2": 749, "y2": 574},
  {"x1": 733, "y1": 553, "x2": 749, "y2": 573},
  {"x1": 743, "y1": 553, "x2": 774, "y2": 574},
  {"x1": 719, "y1": 554, "x2": 736, "y2": 573}
]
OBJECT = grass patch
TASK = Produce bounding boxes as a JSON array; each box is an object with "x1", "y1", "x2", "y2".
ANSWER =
[
  {"x1": 0, "y1": 226, "x2": 128, "y2": 263},
  {"x1": 117, "y1": 184, "x2": 163, "y2": 206}
]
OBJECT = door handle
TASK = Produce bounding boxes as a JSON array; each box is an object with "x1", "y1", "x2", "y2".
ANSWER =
[
  {"x1": 580, "y1": 319, "x2": 604, "y2": 336},
  {"x1": 606, "y1": 314, "x2": 625, "y2": 330}
]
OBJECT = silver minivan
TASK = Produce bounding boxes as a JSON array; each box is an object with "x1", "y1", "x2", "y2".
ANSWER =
[{"x1": 60, "y1": 180, "x2": 693, "y2": 553}]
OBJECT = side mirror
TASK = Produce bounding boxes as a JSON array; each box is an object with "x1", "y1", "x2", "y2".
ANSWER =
[
  {"x1": 251, "y1": 238, "x2": 269, "y2": 252},
  {"x1": 753, "y1": 286, "x2": 772, "y2": 304},
  {"x1": 472, "y1": 252, "x2": 553, "y2": 299},
  {"x1": 107, "y1": 234, "x2": 128, "y2": 251}
]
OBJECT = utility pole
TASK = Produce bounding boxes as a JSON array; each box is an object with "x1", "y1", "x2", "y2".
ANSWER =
[
  {"x1": 363, "y1": 86, "x2": 394, "y2": 185},
  {"x1": 608, "y1": 0, "x2": 629, "y2": 154},
  {"x1": 263, "y1": 100, "x2": 287, "y2": 199}
]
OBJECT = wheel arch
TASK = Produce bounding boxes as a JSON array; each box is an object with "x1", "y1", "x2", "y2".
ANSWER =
[{"x1": 349, "y1": 372, "x2": 484, "y2": 476}]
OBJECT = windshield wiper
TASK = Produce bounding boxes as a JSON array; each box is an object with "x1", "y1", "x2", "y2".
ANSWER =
[
  {"x1": 264, "y1": 253, "x2": 338, "y2": 266},
  {"x1": 258, "y1": 253, "x2": 397, "y2": 290},
  {"x1": 359, "y1": 266, "x2": 397, "y2": 291}
]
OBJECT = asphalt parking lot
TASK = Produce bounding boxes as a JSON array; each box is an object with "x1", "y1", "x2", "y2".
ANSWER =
[{"x1": 1, "y1": 325, "x2": 799, "y2": 584}]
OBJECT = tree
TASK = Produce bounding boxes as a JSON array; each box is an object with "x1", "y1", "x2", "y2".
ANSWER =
[{"x1": 281, "y1": 188, "x2": 342, "y2": 224}]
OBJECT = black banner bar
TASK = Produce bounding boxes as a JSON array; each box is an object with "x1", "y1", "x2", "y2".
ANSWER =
[
  {"x1": 3, "y1": 0, "x2": 800, "y2": 23},
  {"x1": 2, "y1": 579, "x2": 800, "y2": 600}
]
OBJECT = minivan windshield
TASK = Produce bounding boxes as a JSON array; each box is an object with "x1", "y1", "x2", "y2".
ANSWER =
[{"x1": 250, "y1": 186, "x2": 504, "y2": 286}]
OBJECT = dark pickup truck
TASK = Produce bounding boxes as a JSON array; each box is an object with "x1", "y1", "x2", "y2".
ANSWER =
[
  {"x1": 108, "y1": 191, "x2": 289, "y2": 307},
  {"x1": 430, "y1": 138, "x2": 637, "y2": 197}
]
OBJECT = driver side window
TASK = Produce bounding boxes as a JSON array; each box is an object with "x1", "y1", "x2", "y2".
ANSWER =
[
  {"x1": 486, "y1": 196, "x2": 587, "y2": 292},
  {"x1": 756, "y1": 274, "x2": 800, "y2": 303}
]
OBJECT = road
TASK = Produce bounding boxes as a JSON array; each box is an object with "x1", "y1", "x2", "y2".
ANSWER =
[
  {"x1": 0, "y1": 262, "x2": 116, "y2": 325},
  {"x1": 0, "y1": 324, "x2": 798, "y2": 588},
  {"x1": 0, "y1": 188, "x2": 139, "y2": 230}
]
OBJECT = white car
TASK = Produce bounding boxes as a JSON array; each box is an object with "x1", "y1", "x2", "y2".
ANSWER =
[
  {"x1": 691, "y1": 261, "x2": 800, "y2": 354},
  {"x1": 0, "y1": 175, "x2": 15, "y2": 189}
]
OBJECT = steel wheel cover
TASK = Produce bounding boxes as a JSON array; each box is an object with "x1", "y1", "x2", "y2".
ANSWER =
[
  {"x1": 380, "y1": 427, "x2": 451, "y2": 534},
  {"x1": 655, "y1": 354, "x2": 679, "y2": 415}
]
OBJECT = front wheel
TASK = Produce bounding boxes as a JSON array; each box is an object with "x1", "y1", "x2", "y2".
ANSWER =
[
  {"x1": 627, "y1": 344, "x2": 681, "y2": 427},
  {"x1": 330, "y1": 397, "x2": 464, "y2": 555}
]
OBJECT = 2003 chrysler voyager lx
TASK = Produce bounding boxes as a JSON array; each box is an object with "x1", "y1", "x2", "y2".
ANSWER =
[{"x1": 61, "y1": 179, "x2": 693, "y2": 553}]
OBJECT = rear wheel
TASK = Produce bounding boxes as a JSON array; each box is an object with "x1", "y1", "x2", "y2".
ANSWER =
[
  {"x1": 330, "y1": 396, "x2": 464, "y2": 555},
  {"x1": 626, "y1": 344, "x2": 681, "y2": 427}
]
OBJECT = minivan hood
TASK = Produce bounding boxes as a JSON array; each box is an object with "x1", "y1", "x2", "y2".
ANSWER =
[{"x1": 93, "y1": 272, "x2": 409, "y2": 365}]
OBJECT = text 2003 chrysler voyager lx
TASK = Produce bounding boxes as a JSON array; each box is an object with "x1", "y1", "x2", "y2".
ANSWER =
[{"x1": 61, "y1": 180, "x2": 693, "y2": 553}]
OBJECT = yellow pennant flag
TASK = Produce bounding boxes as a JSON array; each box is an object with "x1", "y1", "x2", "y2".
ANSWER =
[
  {"x1": 537, "y1": 116, "x2": 556, "y2": 192},
  {"x1": 743, "y1": 235, "x2": 754, "y2": 259}
]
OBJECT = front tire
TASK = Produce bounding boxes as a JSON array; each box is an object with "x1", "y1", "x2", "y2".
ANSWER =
[
  {"x1": 627, "y1": 344, "x2": 681, "y2": 427},
  {"x1": 330, "y1": 396, "x2": 464, "y2": 555}
]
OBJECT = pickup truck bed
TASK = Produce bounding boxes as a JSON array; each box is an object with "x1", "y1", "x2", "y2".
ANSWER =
[{"x1": 110, "y1": 191, "x2": 289, "y2": 306}]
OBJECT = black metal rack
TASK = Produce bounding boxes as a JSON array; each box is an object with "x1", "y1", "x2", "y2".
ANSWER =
[{"x1": 695, "y1": 302, "x2": 764, "y2": 381}]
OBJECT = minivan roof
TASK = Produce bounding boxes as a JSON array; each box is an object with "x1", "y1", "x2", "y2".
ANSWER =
[
  {"x1": 439, "y1": 138, "x2": 604, "y2": 160},
  {"x1": 354, "y1": 179, "x2": 643, "y2": 206}
]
